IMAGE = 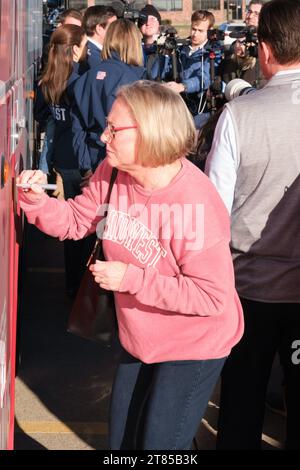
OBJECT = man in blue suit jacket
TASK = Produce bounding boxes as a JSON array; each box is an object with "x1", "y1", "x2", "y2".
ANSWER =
[{"x1": 82, "y1": 5, "x2": 117, "y2": 70}]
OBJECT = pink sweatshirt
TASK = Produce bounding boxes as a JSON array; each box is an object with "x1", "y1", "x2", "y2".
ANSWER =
[{"x1": 19, "y1": 158, "x2": 244, "y2": 363}]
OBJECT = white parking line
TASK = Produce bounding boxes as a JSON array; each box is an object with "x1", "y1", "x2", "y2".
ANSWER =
[{"x1": 16, "y1": 421, "x2": 108, "y2": 435}]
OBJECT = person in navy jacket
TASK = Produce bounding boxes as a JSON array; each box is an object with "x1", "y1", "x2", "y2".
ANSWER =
[
  {"x1": 137, "y1": 4, "x2": 168, "y2": 81},
  {"x1": 72, "y1": 19, "x2": 145, "y2": 171},
  {"x1": 38, "y1": 9, "x2": 84, "y2": 175},
  {"x1": 35, "y1": 24, "x2": 89, "y2": 297},
  {"x1": 81, "y1": 5, "x2": 117, "y2": 70},
  {"x1": 35, "y1": 25, "x2": 87, "y2": 176}
]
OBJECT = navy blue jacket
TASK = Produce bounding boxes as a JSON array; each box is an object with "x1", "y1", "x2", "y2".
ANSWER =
[
  {"x1": 73, "y1": 52, "x2": 145, "y2": 170},
  {"x1": 86, "y1": 39, "x2": 103, "y2": 70},
  {"x1": 34, "y1": 62, "x2": 85, "y2": 170},
  {"x1": 142, "y1": 42, "x2": 170, "y2": 81}
]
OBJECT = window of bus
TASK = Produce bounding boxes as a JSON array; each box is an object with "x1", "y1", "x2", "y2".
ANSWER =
[{"x1": 192, "y1": 0, "x2": 221, "y2": 9}]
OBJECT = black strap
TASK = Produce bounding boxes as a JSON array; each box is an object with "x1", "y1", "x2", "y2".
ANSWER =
[
  {"x1": 103, "y1": 167, "x2": 118, "y2": 217},
  {"x1": 86, "y1": 167, "x2": 118, "y2": 266},
  {"x1": 107, "y1": 167, "x2": 118, "y2": 202}
]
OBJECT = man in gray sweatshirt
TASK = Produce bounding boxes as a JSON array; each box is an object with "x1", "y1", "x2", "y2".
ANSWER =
[{"x1": 206, "y1": 0, "x2": 300, "y2": 450}]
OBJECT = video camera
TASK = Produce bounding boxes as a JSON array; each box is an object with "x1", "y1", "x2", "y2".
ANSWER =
[
  {"x1": 229, "y1": 26, "x2": 258, "y2": 57},
  {"x1": 205, "y1": 28, "x2": 225, "y2": 60},
  {"x1": 111, "y1": 0, "x2": 143, "y2": 22},
  {"x1": 156, "y1": 27, "x2": 190, "y2": 52},
  {"x1": 155, "y1": 27, "x2": 190, "y2": 82},
  {"x1": 207, "y1": 29, "x2": 225, "y2": 42},
  {"x1": 204, "y1": 29, "x2": 225, "y2": 115},
  {"x1": 157, "y1": 27, "x2": 224, "y2": 56}
]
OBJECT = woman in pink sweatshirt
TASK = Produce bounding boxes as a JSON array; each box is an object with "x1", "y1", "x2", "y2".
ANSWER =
[{"x1": 18, "y1": 80, "x2": 243, "y2": 450}]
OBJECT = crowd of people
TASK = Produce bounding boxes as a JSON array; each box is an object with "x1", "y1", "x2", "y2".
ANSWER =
[{"x1": 17, "y1": 0, "x2": 300, "y2": 451}]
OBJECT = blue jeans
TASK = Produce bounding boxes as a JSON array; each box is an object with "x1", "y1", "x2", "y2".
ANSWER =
[
  {"x1": 110, "y1": 348, "x2": 226, "y2": 450},
  {"x1": 39, "y1": 117, "x2": 55, "y2": 174}
]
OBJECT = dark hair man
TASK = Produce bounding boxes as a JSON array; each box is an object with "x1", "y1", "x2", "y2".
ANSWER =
[
  {"x1": 165, "y1": 10, "x2": 221, "y2": 129},
  {"x1": 206, "y1": 0, "x2": 300, "y2": 450},
  {"x1": 82, "y1": 5, "x2": 117, "y2": 69}
]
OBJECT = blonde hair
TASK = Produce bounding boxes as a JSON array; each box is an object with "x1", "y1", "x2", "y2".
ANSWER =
[
  {"x1": 117, "y1": 81, "x2": 197, "y2": 167},
  {"x1": 102, "y1": 19, "x2": 143, "y2": 66}
]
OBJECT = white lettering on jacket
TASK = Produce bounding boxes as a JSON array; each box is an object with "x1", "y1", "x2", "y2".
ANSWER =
[
  {"x1": 103, "y1": 210, "x2": 167, "y2": 268},
  {"x1": 53, "y1": 106, "x2": 66, "y2": 121}
]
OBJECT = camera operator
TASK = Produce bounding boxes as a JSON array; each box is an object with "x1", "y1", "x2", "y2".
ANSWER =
[
  {"x1": 165, "y1": 10, "x2": 222, "y2": 129},
  {"x1": 82, "y1": 5, "x2": 117, "y2": 69},
  {"x1": 221, "y1": 1, "x2": 265, "y2": 88},
  {"x1": 137, "y1": 4, "x2": 169, "y2": 81},
  {"x1": 206, "y1": 0, "x2": 300, "y2": 450}
]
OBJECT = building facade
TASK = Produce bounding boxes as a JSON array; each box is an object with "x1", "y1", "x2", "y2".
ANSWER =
[
  {"x1": 67, "y1": 0, "x2": 247, "y2": 26},
  {"x1": 156, "y1": 1, "x2": 246, "y2": 25}
]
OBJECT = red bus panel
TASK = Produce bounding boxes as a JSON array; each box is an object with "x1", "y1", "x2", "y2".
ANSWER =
[{"x1": 0, "y1": 0, "x2": 42, "y2": 450}]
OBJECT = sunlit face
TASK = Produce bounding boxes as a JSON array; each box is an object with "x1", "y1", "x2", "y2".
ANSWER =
[
  {"x1": 190, "y1": 20, "x2": 210, "y2": 47},
  {"x1": 101, "y1": 98, "x2": 139, "y2": 170},
  {"x1": 140, "y1": 15, "x2": 160, "y2": 39},
  {"x1": 245, "y1": 3, "x2": 262, "y2": 28}
]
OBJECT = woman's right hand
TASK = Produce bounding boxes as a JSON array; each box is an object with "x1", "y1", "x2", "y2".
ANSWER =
[{"x1": 17, "y1": 170, "x2": 48, "y2": 202}]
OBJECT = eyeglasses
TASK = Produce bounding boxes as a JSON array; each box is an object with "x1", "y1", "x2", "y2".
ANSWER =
[
  {"x1": 246, "y1": 9, "x2": 260, "y2": 17},
  {"x1": 103, "y1": 119, "x2": 137, "y2": 143}
]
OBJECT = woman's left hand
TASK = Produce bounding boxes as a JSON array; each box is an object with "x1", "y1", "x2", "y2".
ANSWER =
[{"x1": 89, "y1": 260, "x2": 128, "y2": 291}]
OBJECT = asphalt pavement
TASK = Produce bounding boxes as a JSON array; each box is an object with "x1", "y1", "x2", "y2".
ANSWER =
[{"x1": 14, "y1": 225, "x2": 285, "y2": 450}]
